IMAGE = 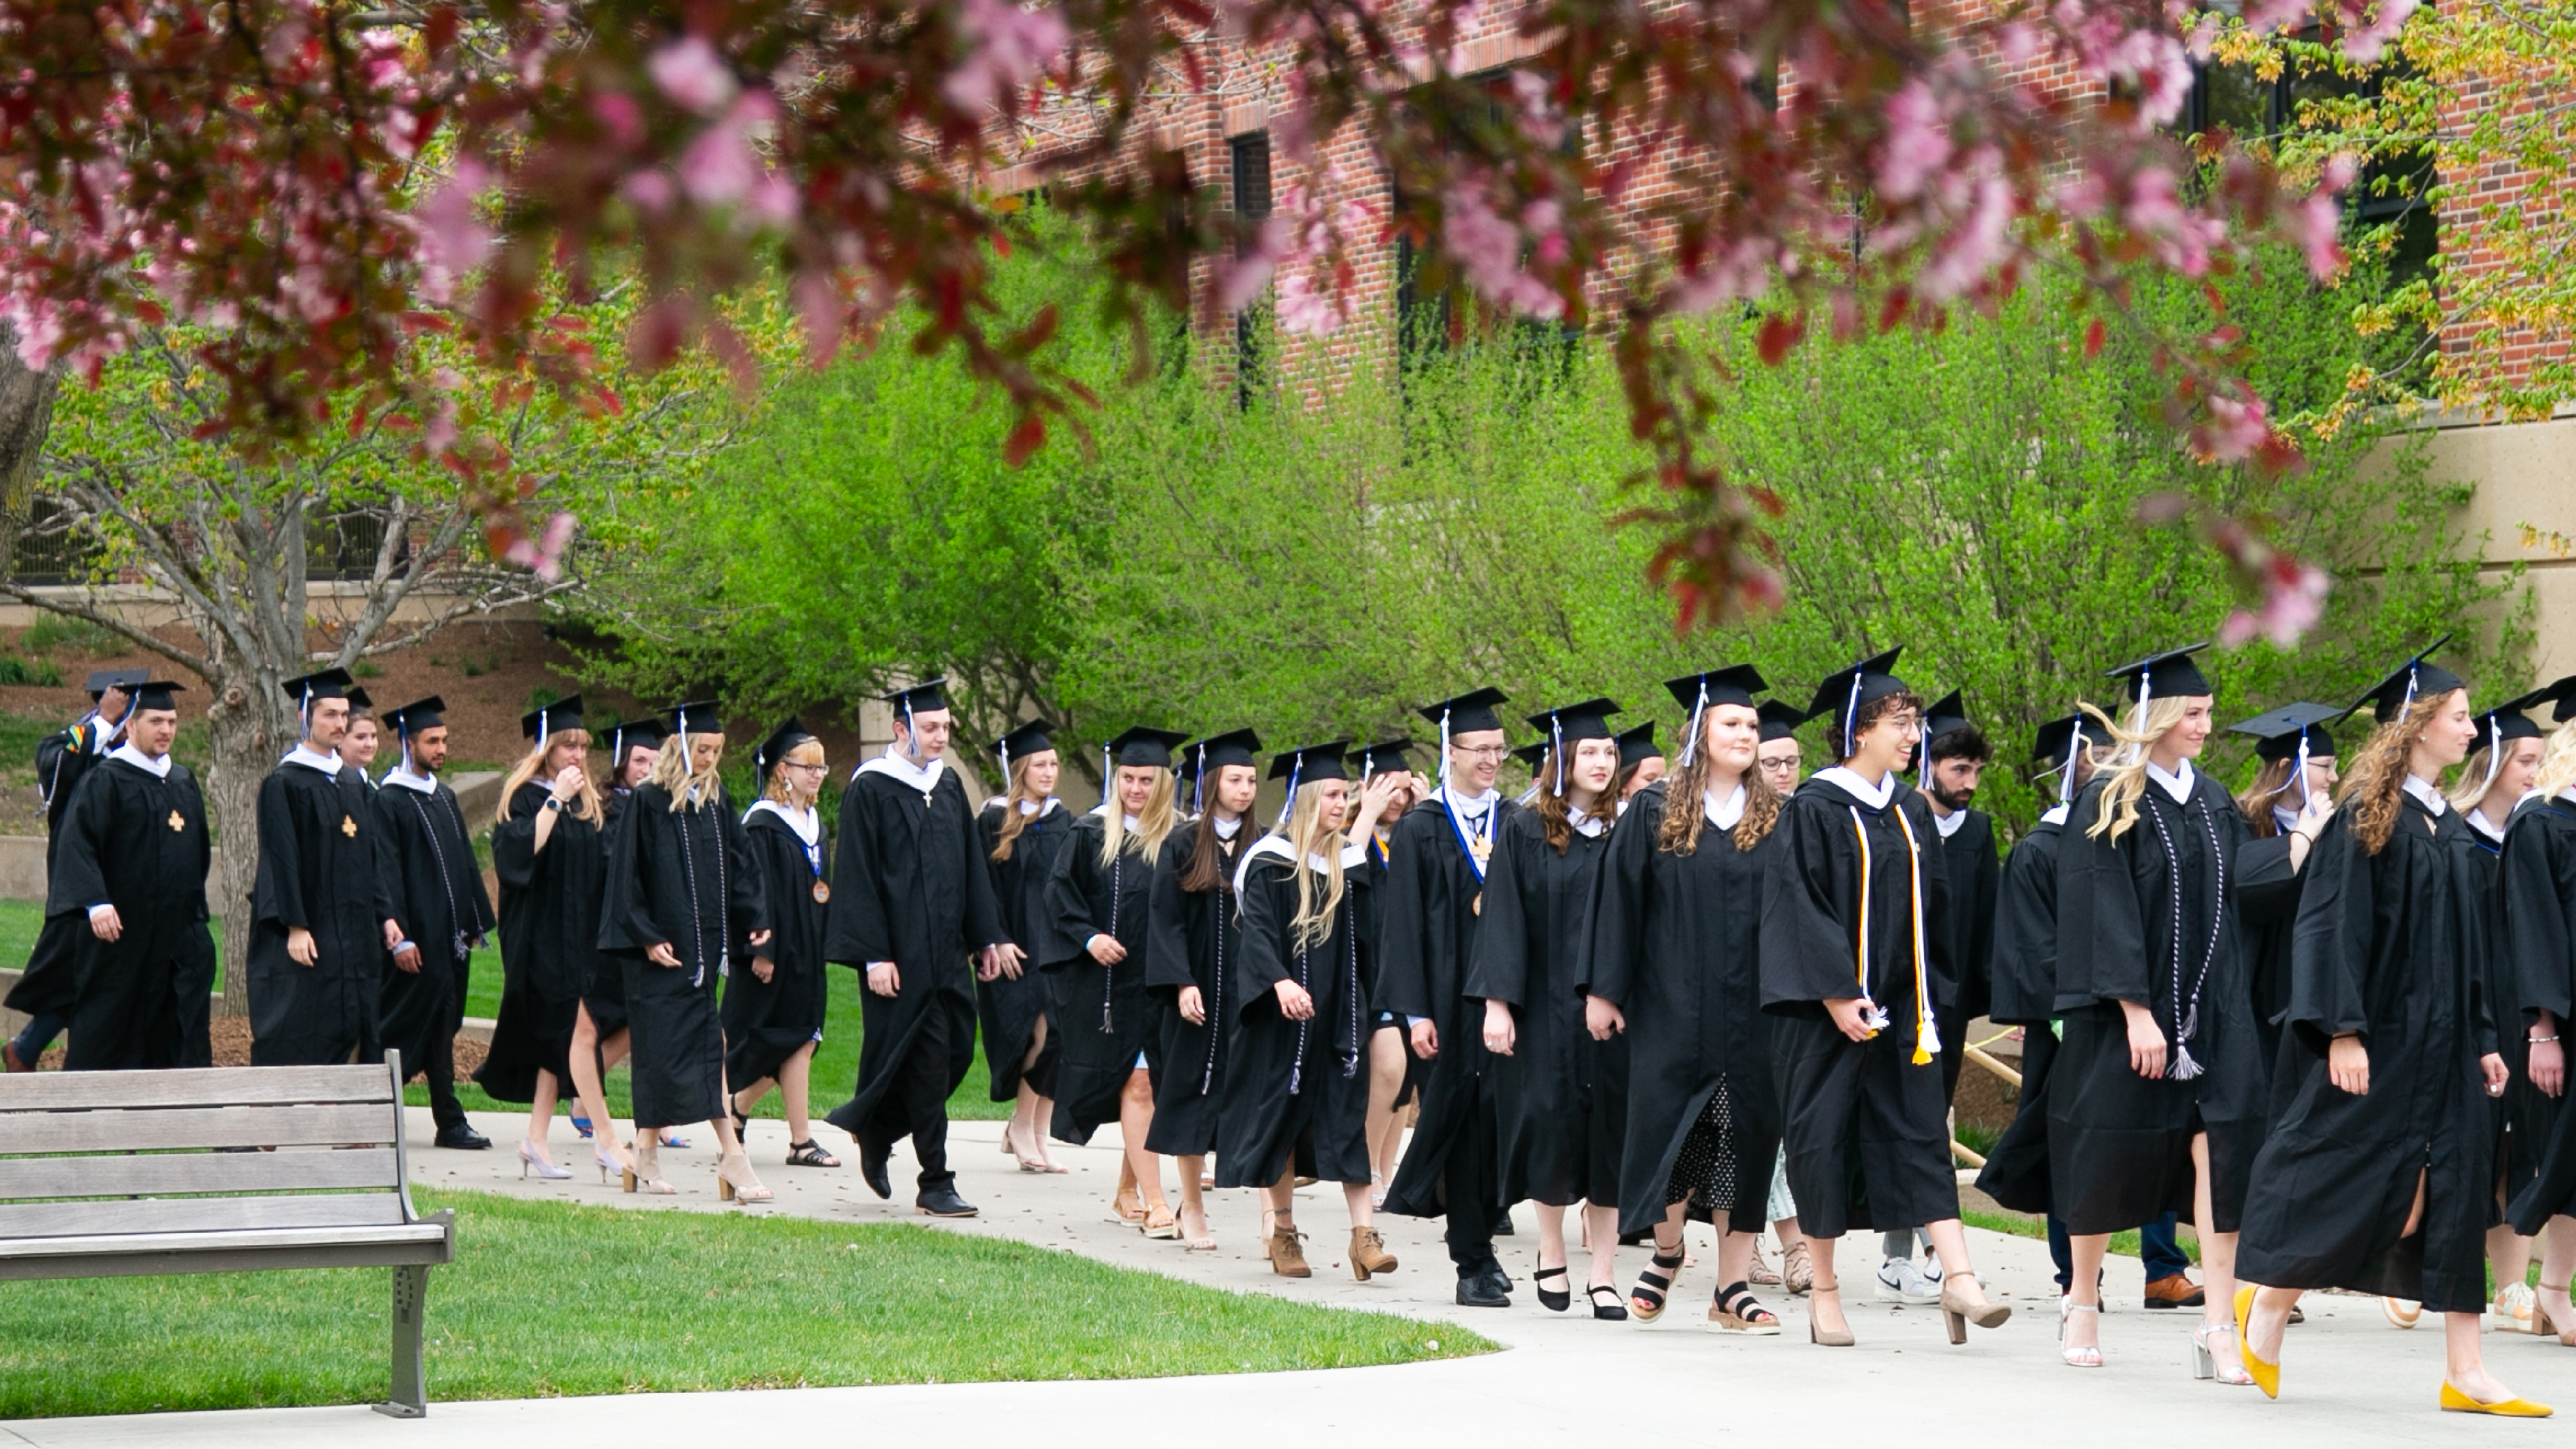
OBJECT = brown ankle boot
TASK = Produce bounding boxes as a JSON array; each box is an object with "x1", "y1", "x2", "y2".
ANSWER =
[
  {"x1": 1267, "y1": 1227, "x2": 1311, "y2": 1278},
  {"x1": 1349, "y1": 1226, "x2": 1398, "y2": 1280}
]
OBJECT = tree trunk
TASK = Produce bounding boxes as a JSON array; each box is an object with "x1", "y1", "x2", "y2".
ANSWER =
[{"x1": 205, "y1": 671, "x2": 291, "y2": 1019}]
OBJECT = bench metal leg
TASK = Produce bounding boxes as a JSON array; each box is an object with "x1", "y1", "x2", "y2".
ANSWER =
[{"x1": 373, "y1": 1263, "x2": 430, "y2": 1418}]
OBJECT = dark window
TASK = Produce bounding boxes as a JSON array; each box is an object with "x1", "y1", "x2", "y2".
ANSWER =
[
  {"x1": 6, "y1": 497, "x2": 106, "y2": 584},
  {"x1": 311, "y1": 511, "x2": 407, "y2": 581},
  {"x1": 1230, "y1": 131, "x2": 1274, "y2": 405}
]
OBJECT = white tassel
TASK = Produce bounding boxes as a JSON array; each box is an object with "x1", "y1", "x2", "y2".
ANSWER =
[{"x1": 2170, "y1": 1044, "x2": 2203, "y2": 1081}]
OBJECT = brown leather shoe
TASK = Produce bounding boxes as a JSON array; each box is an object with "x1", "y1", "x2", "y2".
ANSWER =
[
  {"x1": 2144, "y1": 1274, "x2": 2206, "y2": 1309},
  {"x1": 1, "y1": 1041, "x2": 27, "y2": 1073},
  {"x1": 1349, "y1": 1226, "x2": 1398, "y2": 1280},
  {"x1": 1267, "y1": 1228, "x2": 1311, "y2": 1278}
]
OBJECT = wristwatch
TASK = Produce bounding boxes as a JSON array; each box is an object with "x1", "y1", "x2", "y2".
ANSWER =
[{"x1": 544, "y1": 797, "x2": 563, "y2": 812}]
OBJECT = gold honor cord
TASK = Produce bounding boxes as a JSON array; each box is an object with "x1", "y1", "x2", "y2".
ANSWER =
[{"x1": 1891, "y1": 808, "x2": 1941, "y2": 1065}]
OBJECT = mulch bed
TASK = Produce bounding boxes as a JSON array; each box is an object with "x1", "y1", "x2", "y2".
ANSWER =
[{"x1": 206, "y1": 1014, "x2": 485, "y2": 1079}]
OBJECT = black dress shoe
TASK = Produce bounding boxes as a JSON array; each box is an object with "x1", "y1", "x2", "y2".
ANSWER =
[
  {"x1": 1493, "y1": 1211, "x2": 1518, "y2": 1236},
  {"x1": 1476, "y1": 1265, "x2": 1514, "y2": 1298},
  {"x1": 860, "y1": 1143, "x2": 893, "y2": 1199},
  {"x1": 435, "y1": 1124, "x2": 492, "y2": 1150},
  {"x1": 1456, "y1": 1274, "x2": 1511, "y2": 1308},
  {"x1": 916, "y1": 1183, "x2": 978, "y2": 1218}
]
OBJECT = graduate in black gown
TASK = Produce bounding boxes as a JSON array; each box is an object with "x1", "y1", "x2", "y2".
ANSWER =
[
  {"x1": 823, "y1": 679, "x2": 1011, "y2": 1219},
  {"x1": 2483, "y1": 682, "x2": 2576, "y2": 1340},
  {"x1": 7, "y1": 669, "x2": 147, "y2": 1073},
  {"x1": 597, "y1": 702, "x2": 774, "y2": 1203},
  {"x1": 1352, "y1": 739, "x2": 1427, "y2": 1205},
  {"x1": 1470, "y1": 699, "x2": 1626, "y2": 1319},
  {"x1": 1379, "y1": 687, "x2": 1518, "y2": 1307},
  {"x1": 1584, "y1": 669, "x2": 1788, "y2": 1333},
  {"x1": 567, "y1": 717, "x2": 666, "y2": 1151},
  {"x1": 43, "y1": 681, "x2": 214, "y2": 1071},
  {"x1": 1041, "y1": 726, "x2": 1188, "y2": 1231},
  {"x1": 476, "y1": 699, "x2": 623, "y2": 1182},
  {"x1": 2046, "y1": 647, "x2": 2302, "y2": 1378},
  {"x1": 371, "y1": 697, "x2": 497, "y2": 1154},
  {"x1": 2227, "y1": 704, "x2": 2342, "y2": 1071},
  {"x1": 249, "y1": 670, "x2": 395, "y2": 1068},
  {"x1": 1613, "y1": 722, "x2": 1665, "y2": 807},
  {"x1": 1761, "y1": 649, "x2": 2009, "y2": 1348},
  {"x1": 2236, "y1": 649, "x2": 2542, "y2": 1415},
  {"x1": 1143, "y1": 729, "x2": 1259, "y2": 1252},
  {"x1": 977, "y1": 720, "x2": 1071, "y2": 1173},
  {"x1": 1222, "y1": 741, "x2": 1403, "y2": 1280},
  {"x1": 724, "y1": 719, "x2": 839, "y2": 1170}
]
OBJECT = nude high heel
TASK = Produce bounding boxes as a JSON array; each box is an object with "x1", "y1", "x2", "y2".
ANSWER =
[
  {"x1": 1940, "y1": 1270, "x2": 2012, "y2": 1344},
  {"x1": 630, "y1": 1136, "x2": 677, "y2": 1196},
  {"x1": 717, "y1": 1150, "x2": 773, "y2": 1204}
]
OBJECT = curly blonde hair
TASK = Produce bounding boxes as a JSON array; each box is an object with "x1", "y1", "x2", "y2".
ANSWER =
[
  {"x1": 2338, "y1": 692, "x2": 2458, "y2": 855},
  {"x1": 1653, "y1": 721, "x2": 1782, "y2": 856},
  {"x1": 2082, "y1": 695, "x2": 2199, "y2": 844}
]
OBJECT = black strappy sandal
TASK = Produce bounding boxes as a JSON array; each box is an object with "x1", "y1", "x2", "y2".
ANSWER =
[
  {"x1": 1710, "y1": 1280, "x2": 1782, "y2": 1336},
  {"x1": 1533, "y1": 1261, "x2": 1572, "y2": 1312},
  {"x1": 1589, "y1": 1283, "x2": 1630, "y2": 1321},
  {"x1": 1631, "y1": 1240, "x2": 1685, "y2": 1322},
  {"x1": 728, "y1": 1096, "x2": 753, "y2": 1144},
  {"x1": 785, "y1": 1139, "x2": 842, "y2": 1168}
]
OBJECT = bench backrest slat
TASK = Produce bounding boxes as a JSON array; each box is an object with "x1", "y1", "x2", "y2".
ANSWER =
[
  {"x1": 0, "y1": 1102, "x2": 395, "y2": 1157},
  {"x1": 0, "y1": 1147, "x2": 398, "y2": 1201},
  {"x1": 0, "y1": 1191, "x2": 408, "y2": 1240},
  {"x1": 0, "y1": 1065, "x2": 392, "y2": 1111}
]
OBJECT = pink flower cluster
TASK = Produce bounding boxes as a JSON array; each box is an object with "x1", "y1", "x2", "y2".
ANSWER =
[{"x1": 942, "y1": 0, "x2": 1071, "y2": 111}]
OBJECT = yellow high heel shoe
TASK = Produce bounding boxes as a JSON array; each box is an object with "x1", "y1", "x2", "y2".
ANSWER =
[
  {"x1": 2235, "y1": 1287, "x2": 2281, "y2": 1400},
  {"x1": 2440, "y1": 1384, "x2": 2552, "y2": 1417}
]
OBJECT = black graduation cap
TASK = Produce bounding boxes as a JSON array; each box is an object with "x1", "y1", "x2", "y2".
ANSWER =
[
  {"x1": 1920, "y1": 690, "x2": 1971, "y2": 743},
  {"x1": 1353, "y1": 738, "x2": 1414, "y2": 778},
  {"x1": 281, "y1": 668, "x2": 355, "y2": 712},
  {"x1": 1418, "y1": 687, "x2": 1509, "y2": 736},
  {"x1": 1756, "y1": 699, "x2": 1809, "y2": 744},
  {"x1": 382, "y1": 696, "x2": 446, "y2": 736},
  {"x1": 1804, "y1": 648, "x2": 1909, "y2": 745},
  {"x1": 608, "y1": 716, "x2": 666, "y2": 762},
  {"x1": 1511, "y1": 742, "x2": 1548, "y2": 771},
  {"x1": 1525, "y1": 698, "x2": 1621, "y2": 745},
  {"x1": 883, "y1": 677, "x2": 951, "y2": 730},
  {"x1": 1268, "y1": 740, "x2": 1351, "y2": 785},
  {"x1": 1663, "y1": 664, "x2": 1768, "y2": 713},
  {"x1": 127, "y1": 679, "x2": 184, "y2": 712},
  {"x1": 2348, "y1": 636, "x2": 2464, "y2": 724},
  {"x1": 1615, "y1": 722, "x2": 1662, "y2": 771},
  {"x1": 2228, "y1": 702, "x2": 2340, "y2": 763},
  {"x1": 346, "y1": 686, "x2": 375, "y2": 713},
  {"x1": 1104, "y1": 725, "x2": 1191, "y2": 773},
  {"x1": 2106, "y1": 643, "x2": 2214, "y2": 705},
  {"x1": 666, "y1": 699, "x2": 723, "y2": 741},
  {"x1": 994, "y1": 720, "x2": 1056, "y2": 778},
  {"x1": 753, "y1": 716, "x2": 816, "y2": 777},
  {"x1": 2031, "y1": 711, "x2": 2115, "y2": 804},
  {"x1": 2528, "y1": 674, "x2": 2576, "y2": 726},
  {"x1": 519, "y1": 694, "x2": 583, "y2": 742},
  {"x1": 84, "y1": 668, "x2": 149, "y2": 699},
  {"x1": 2473, "y1": 687, "x2": 2550, "y2": 746},
  {"x1": 1188, "y1": 728, "x2": 1263, "y2": 774}
]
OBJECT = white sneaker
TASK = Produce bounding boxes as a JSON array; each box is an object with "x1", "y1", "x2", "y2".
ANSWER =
[
  {"x1": 1875, "y1": 1256, "x2": 1942, "y2": 1305},
  {"x1": 2491, "y1": 1282, "x2": 2536, "y2": 1334}
]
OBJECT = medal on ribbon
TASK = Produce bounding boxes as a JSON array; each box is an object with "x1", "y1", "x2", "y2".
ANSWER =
[{"x1": 167, "y1": 809, "x2": 186, "y2": 833}]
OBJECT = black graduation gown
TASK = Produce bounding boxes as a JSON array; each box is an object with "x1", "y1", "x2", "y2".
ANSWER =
[
  {"x1": 1142, "y1": 818, "x2": 1242, "y2": 1157},
  {"x1": 371, "y1": 775, "x2": 496, "y2": 1087},
  {"x1": 597, "y1": 782, "x2": 767, "y2": 1128},
  {"x1": 1466, "y1": 808, "x2": 1614, "y2": 1208},
  {"x1": 1584, "y1": 782, "x2": 1780, "y2": 1235},
  {"x1": 7, "y1": 714, "x2": 120, "y2": 1023},
  {"x1": 1377, "y1": 794, "x2": 1509, "y2": 1224},
  {"x1": 43, "y1": 755, "x2": 215, "y2": 1070},
  {"x1": 582, "y1": 788, "x2": 637, "y2": 1036},
  {"x1": 724, "y1": 806, "x2": 833, "y2": 1087},
  {"x1": 2045, "y1": 770, "x2": 2291, "y2": 1234},
  {"x1": 1935, "y1": 808, "x2": 2000, "y2": 1024},
  {"x1": 1040, "y1": 812, "x2": 1162, "y2": 1144},
  {"x1": 975, "y1": 798, "x2": 1072, "y2": 1100},
  {"x1": 2237, "y1": 793, "x2": 2499, "y2": 1313},
  {"x1": 1971, "y1": 816, "x2": 2067, "y2": 1213},
  {"x1": 475, "y1": 782, "x2": 603, "y2": 1102},
  {"x1": 248, "y1": 757, "x2": 392, "y2": 1066},
  {"x1": 2498, "y1": 795, "x2": 2576, "y2": 1233},
  {"x1": 1758, "y1": 772, "x2": 1954, "y2": 1238},
  {"x1": 820, "y1": 763, "x2": 1002, "y2": 1152},
  {"x1": 1217, "y1": 840, "x2": 1373, "y2": 1187},
  {"x1": 2239, "y1": 809, "x2": 2308, "y2": 1071}
]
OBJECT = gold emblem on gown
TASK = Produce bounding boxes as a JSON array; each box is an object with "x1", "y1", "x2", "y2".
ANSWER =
[
  {"x1": 340, "y1": 815, "x2": 358, "y2": 837},
  {"x1": 811, "y1": 879, "x2": 831, "y2": 904},
  {"x1": 168, "y1": 810, "x2": 186, "y2": 832}
]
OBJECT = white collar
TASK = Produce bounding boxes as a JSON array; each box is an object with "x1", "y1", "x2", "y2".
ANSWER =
[
  {"x1": 91, "y1": 712, "x2": 123, "y2": 752},
  {"x1": 1932, "y1": 806, "x2": 1969, "y2": 838},
  {"x1": 745, "y1": 797, "x2": 821, "y2": 845},
  {"x1": 2145, "y1": 758, "x2": 2195, "y2": 804},
  {"x1": 1122, "y1": 813, "x2": 1141, "y2": 830},
  {"x1": 1811, "y1": 765, "x2": 1895, "y2": 810},
  {"x1": 284, "y1": 744, "x2": 342, "y2": 777},
  {"x1": 1441, "y1": 785, "x2": 1501, "y2": 821},
  {"x1": 108, "y1": 742, "x2": 172, "y2": 778},
  {"x1": 2401, "y1": 774, "x2": 2448, "y2": 817},
  {"x1": 1702, "y1": 783, "x2": 1746, "y2": 830},
  {"x1": 1017, "y1": 796, "x2": 1059, "y2": 817},
  {"x1": 1233, "y1": 832, "x2": 1369, "y2": 895},
  {"x1": 1212, "y1": 814, "x2": 1243, "y2": 840},
  {"x1": 857, "y1": 746, "x2": 945, "y2": 792},
  {"x1": 381, "y1": 764, "x2": 437, "y2": 795},
  {"x1": 1568, "y1": 802, "x2": 1609, "y2": 838},
  {"x1": 2040, "y1": 803, "x2": 2071, "y2": 827},
  {"x1": 2272, "y1": 804, "x2": 2302, "y2": 835},
  {"x1": 2467, "y1": 804, "x2": 2507, "y2": 842}
]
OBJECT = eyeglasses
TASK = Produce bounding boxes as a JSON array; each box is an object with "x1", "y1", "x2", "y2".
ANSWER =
[
  {"x1": 783, "y1": 760, "x2": 827, "y2": 774},
  {"x1": 1454, "y1": 745, "x2": 1508, "y2": 761}
]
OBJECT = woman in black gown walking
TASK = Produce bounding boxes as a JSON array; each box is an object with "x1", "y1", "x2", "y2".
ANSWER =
[{"x1": 725, "y1": 719, "x2": 839, "y2": 1170}]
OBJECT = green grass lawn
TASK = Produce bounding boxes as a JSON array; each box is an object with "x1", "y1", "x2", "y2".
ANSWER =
[{"x1": 0, "y1": 1188, "x2": 1489, "y2": 1417}]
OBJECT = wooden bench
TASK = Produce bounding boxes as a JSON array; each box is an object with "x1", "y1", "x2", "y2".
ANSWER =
[{"x1": 0, "y1": 1053, "x2": 455, "y2": 1418}]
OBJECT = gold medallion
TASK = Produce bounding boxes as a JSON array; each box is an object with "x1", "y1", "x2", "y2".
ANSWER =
[
  {"x1": 340, "y1": 814, "x2": 357, "y2": 838},
  {"x1": 811, "y1": 879, "x2": 832, "y2": 904},
  {"x1": 167, "y1": 810, "x2": 186, "y2": 833},
  {"x1": 1469, "y1": 836, "x2": 1492, "y2": 867}
]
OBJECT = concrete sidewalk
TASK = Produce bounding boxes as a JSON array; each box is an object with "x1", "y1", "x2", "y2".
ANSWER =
[{"x1": 6, "y1": 1106, "x2": 2570, "y2": 1446}]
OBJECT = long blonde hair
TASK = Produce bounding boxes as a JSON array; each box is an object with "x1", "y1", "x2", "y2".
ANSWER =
[
  {"x1": 764, "y1": 737, "x2": 825, "y2": 806},
  {"x1": 496, "y1": 730, "x2": 600, "y2": 825},
  {"x1": 647, "y1": 730, "x2": 725, "y2": 811},
  {"x1": 2531, "y1": 720, "x2": 2576, "y2": 801},
  {"x1": 1098, "y1": 767, "x2": 1179, "y2": 867},
  {"x1": 989, "y1": 755, "x2": 1051, "y2": 862},
  {"x1": 1281, "y1": 780, "x2": 1351, "y2": 950},
  {"x1": 2338, "y1": 692, "x2": 2455, "y2": 855},
  {"x1": 2082, "y1": 695, "x2": 2199, "y2": 843}
]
